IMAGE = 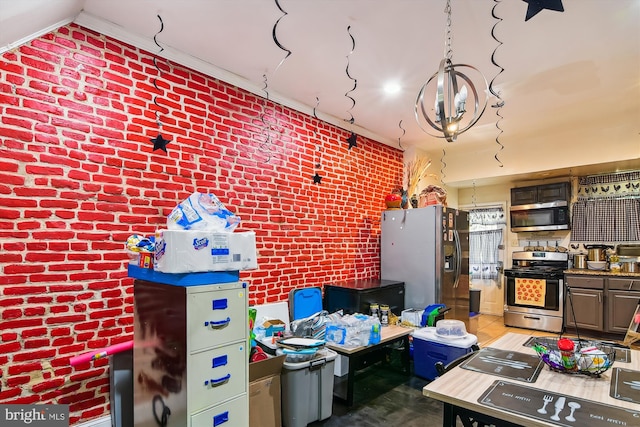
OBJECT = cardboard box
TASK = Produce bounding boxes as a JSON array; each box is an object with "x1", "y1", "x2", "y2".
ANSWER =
[
  {"x1": 263, "y1": 319, "x2": 286, "y2": 337},
  {"x1": 154, "y1": 229, "x2": 258, "y2": 273},
  {"x1": 249, "y1": 355, "x2": 286, "y2": 427}
]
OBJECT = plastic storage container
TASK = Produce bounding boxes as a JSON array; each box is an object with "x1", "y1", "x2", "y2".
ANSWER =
[
  {"x1": 435, "y1": 319, "x2": 467, "y2": 338},
  {"x1": 281, "y1": 348, "x2": 337, "y2": 427},
  {"x1": 412, "y1": 327, "x2": 478, "y2": 380}
]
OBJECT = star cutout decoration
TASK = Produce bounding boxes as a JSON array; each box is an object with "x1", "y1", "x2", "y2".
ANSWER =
[
  {"x1": 523, "y1": 0, "x2": 564, "y2": 21},
  {"x1": 313, "y1": 173, "x2": 322, "y2": 184},
  {"x1": 346, "y1": 132, "x2": 357, "y2": 150},
  {"x1": 150, "y1": 133, "x2": 171, "y2": 152}
]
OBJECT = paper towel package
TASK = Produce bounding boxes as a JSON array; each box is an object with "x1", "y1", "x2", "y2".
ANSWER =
[{"x1": 154, "y1": 230, "x2": 258, "y2": 273}]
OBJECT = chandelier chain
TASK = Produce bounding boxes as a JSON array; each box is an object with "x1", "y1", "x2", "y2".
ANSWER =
[{"x1": 444, "y1": 0, "x2": 453, "y2": 60}]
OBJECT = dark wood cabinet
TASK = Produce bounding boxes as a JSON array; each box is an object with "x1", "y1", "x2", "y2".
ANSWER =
[
  {"x1": 566, "y1": 288, "x2": 604, "y2": 331},
  {"x1": 538, "y1": 183, "x2": 570, "y2": 203},
  {"x1": 606, "y1": 277, "x2": 640, "y2": 333},
  {"x1": 565, "y1": 275, "x2": 605, "y2": 331},
  {"x1": 511, "y1": 186, "x2": 538, "y2": 205},
  {"x1": 565, "y1": 273, "x2": 640, "y2": 335},
  {"x1": 511, "y1": 182, "x2": 570, "y2": 206},
  {"x1": 607, "y1": 290, "x2": 640, "y2": 333},
  {"x1": 566, "y1": 275, "x2": 605, "y2": 290}
]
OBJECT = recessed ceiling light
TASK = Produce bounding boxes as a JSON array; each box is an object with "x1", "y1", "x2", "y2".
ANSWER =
[{"x1": 383, "y1": 82, "x2": 401, "y2": 95}]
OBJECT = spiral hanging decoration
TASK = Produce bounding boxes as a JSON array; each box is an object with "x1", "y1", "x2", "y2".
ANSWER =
[
  {"x1": 149, "y1": 14, "x2": 170, "y2": 152},
  {"x1": 257, "y1": 73, "x2": 273, "y2": 163},
  {"x1": 312, "y1": 97, "x2": 323, "y2": 184},
  {"x1": 472, "y1": 180, "x2": 478, "y2": 208},
  {"x1": 343, "y1": 26, "x2": 359, "y2": 150},
  {"x1": 344, "y1": 26, "x2": 358, "y2": 126},
  {"x1": 272, "y1": 0, "x2": 292, "y2": 72},
  {"x1": 489, "y1": 0, "x2": 505, "y2": 167},
  {"x1": 440, "y1": 149, "x2": 447, "y2": 184},
  {"x1": 397, "y1": 120, "x2": 406, "y2": 151}
]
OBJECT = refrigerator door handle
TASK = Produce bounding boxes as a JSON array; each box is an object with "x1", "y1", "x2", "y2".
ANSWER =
[{"x1": 453, "y1": 229, "x2": 461, "y2": 289}]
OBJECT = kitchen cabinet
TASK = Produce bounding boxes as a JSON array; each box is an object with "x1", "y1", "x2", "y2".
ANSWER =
[
  {"x1": 565, "y1": 288, "x2": 604, "y2": 331},
  {"x1": 606, "y1": 277, "x2": 640, "y2": 334},
  {"x1": 565, "y1": 273, "x2": 640, "y2": 335},
  {"x1": 565, "y1": 275, "x2": 604, "y2": 331},
  {"x1": 606, "y1": 290, "x2": 640, "y2": 333},
  {"x1": 511, "y1": 182, "x2": 569, "y2": 206}
]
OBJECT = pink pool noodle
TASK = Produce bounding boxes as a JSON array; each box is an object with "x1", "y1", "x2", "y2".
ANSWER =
[{"x1": 69, "y1": 340, "x2": 133, "y2": 366}]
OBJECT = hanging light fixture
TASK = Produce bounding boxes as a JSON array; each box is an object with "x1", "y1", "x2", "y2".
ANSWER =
[{"x1": 415, "y1": 0, "x2": 489, "y2": 142}]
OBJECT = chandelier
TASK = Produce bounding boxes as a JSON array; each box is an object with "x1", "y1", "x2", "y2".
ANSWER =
[{"x1": 415, "y1": 0, "x2": 488, "y2": 142}]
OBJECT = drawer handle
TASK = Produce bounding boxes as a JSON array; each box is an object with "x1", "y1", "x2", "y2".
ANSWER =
[
  {"x1": 629, "y1": 280, "x2": 636, "y2": 291},
  {"x1": 213, "y1": 411, "x2": 229, "y2": 426},
  {"x1": 204, "y1": 317, "x2": 231, "y2": 328},
  {"x1": 205, "y1": 374, "x2": 231, "y2": 387}
]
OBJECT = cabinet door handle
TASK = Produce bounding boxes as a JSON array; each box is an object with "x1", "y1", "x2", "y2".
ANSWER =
[
  {"x1": 599, "y1": 293, "x2": 602, "y2": 303},
  {"x1": 204, "y1": 317, "x2": 231, "y2": 328}
]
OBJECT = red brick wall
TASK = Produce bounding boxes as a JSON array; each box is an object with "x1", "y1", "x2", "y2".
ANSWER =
[{"x1": 0, "y1": 24, "x2": 402, "y2": 423}]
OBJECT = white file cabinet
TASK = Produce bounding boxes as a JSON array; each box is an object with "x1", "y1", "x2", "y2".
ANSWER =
[{"x1": 131, "y1": 270, "x2": 248, "y2": 427}]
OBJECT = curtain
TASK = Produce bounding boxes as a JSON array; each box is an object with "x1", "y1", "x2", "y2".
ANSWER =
[
  {"x1": 571, "y1": 171, "x2": 640, "y2": 242},
  {"x1": 470, "y1": 229, "x2": 503, "y2": 279},
  {"x1": 469, "y1": 207, "x2": 505, "y2": 280}
]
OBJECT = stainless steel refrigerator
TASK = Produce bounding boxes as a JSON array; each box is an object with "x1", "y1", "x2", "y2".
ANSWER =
[{"x1": 381, "y1": 206, "x2": 470, "y2": 327}]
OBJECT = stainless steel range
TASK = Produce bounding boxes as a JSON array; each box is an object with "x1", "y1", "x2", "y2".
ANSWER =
[{"x1": 503, "y1": 251, "x2": 569, "y2": 333}]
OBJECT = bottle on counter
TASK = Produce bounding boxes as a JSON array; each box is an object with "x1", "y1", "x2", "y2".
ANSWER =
[{"x1": 557, "y1": 338, "x2": 577, "y2": 370}]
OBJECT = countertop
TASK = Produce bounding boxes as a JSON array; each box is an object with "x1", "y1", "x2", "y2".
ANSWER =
[{"x1": 564, "y1": 268, "x2": 640, "y2": 278}]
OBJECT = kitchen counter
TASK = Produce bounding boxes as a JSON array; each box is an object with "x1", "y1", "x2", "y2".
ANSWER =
[{"x1": 564, "y1": 268, "x2": 640, "y2": 278}]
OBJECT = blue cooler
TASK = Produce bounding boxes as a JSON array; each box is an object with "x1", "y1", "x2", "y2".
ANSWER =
[{"x1": 412, "y1": 327, "x2": 478, "y2": 380}]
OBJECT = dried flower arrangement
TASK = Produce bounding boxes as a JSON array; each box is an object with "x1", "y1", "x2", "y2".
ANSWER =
[{"x1": 404, "y1": 156, "x2": 437, "y2": 199}]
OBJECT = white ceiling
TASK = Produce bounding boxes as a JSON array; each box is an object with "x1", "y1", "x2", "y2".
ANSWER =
[{"x1": 1, "y1": 0, "x2": 639, "y2": 187}]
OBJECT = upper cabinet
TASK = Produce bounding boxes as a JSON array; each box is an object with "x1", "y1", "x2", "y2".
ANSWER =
[
  {"x1": 510, "y1": 182, "x2": 571, "y2": 232},
  {"x1": 511, "y1": 182, "x2": 570, "y2": 206}
]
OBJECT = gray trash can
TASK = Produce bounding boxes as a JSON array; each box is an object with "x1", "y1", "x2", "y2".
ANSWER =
[
  {"x1": 469, "y1": 289, "x2": 481, "y2": 314},
  {"x1": 281, "y1": 348, "x2": 337, "y2": 427}
]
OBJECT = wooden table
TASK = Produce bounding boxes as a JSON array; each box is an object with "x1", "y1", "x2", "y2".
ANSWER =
[
  {"x1": 423, "y1": 332, "x2": 640, "y2": 427},
  {"x1": 327, "y1": 324, "x2": 411, "y2": 406}
]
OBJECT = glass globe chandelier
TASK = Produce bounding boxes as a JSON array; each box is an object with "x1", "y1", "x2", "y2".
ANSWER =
[{"x1": 415, "y1": 0, "x2": 489, "y2": 142}]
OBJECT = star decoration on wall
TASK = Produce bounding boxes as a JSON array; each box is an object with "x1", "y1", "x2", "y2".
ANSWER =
[
  {"x1": 347, "y1": 132, "x2": 357, "y2": 150},
  {"x1": 151, "y1": 133, "x2": 171, "y2": 152},
  {"x1": 313, "y1": 173, "x2": 322, "y2": 184},
  {"x1": 523, "y1": 0, "x2": 564, "y2": 21}
]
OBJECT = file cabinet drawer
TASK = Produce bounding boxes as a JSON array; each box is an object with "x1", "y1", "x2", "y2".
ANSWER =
[
  {"x1": 188, "y1": 342, "x2": 247, "y2": 412},
  {"x1": 187, "y1": 283, "x2": 247, "y2": 351}
]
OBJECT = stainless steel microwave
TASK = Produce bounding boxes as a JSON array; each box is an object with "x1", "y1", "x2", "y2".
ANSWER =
[{"x1": 509, "y1": 201, "x2": 570, "y2": 232}]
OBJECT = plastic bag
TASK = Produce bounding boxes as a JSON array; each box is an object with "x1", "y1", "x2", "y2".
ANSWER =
[
  {"x1": 167, "y1": 192, "x2": 241, "y2": 232},
  {"x1": 325, "y1": 313, "x2": 381, "y2": 347}
]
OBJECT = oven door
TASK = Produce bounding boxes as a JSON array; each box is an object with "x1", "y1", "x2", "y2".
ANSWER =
[{"x1": 504, "y1": 271, "x2": 562, "y2": 315}]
